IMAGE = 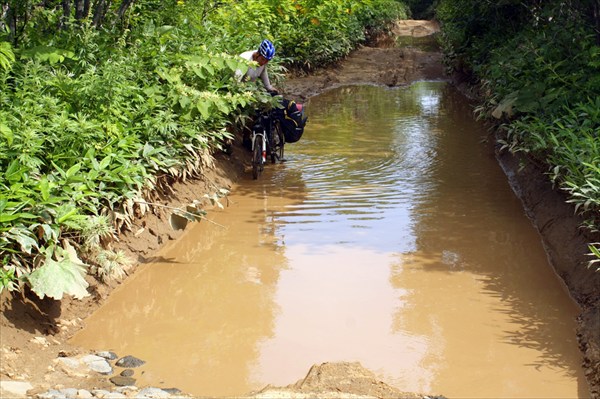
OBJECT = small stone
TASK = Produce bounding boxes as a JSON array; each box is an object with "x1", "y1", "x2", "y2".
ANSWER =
[
  {"x1": 0, "y1": 380, "x2": 34, "y2": 396},
  {"x1": 91, "y1": 389, "x2": 112, "y2": 398},
  {"x1": 81, "y1": 356, "x2": 112, "y2": 375},
  {"x1": 31, "y1": 337, "x2": 50, "y2": 347},
  {"x1": 36, "y1": 389, "x2": 62, "y2": 399},
  {"x1": 109, "y1": 376, "x2": 137, "y2": 387},
  {"x1": 138, "y1": 387, "x2": 171, "y2": 398},
  {"x1": 104, "y1": 393, "x2": 127, "y2": 399},
  {"x1": 58, "y1": 318, "x2": 76, "y2": 326},
  {"x1": 56, "y1": 357, "x2": 81, "y2": 369},
  {"x1": 24, "y1": 386, "x2": 47, "y2": 397},
  {"x1": 59, "y1": 388, "x2": 78, "y2": 397},
  {"x1": 57, "y1": 350, "x2": 68, "y2": 357},
  {"x1": 76, "y1": 389, "x2": 93, "y2": 398},
  {"x1": 80, "y1": 354, "x2": 104, "y2": 363},
  {"x1": 114, "y1": 386, "x2": 138, "y2": 394},
  {"x1": 96, "y1": 351, "x2": 118, "y2": 361},
  {"x1": 120, "y1": 369, "x2": 134, "y2": 377},
  {"x1": 115, "y1": 355, "x2": 145, "y2": 368},
  {"x1": 162, "y1": 388, "x2": 182, "y2": 395}
]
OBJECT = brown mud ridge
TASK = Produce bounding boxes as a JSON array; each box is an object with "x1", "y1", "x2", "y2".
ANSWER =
[{"x1": 1, "y1": 19, "x2": 598, "y2": 398}]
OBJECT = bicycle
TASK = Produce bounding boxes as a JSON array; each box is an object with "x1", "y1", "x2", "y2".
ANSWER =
[{"x1": 251, "y1": 107, "x2": 285, "y2": 180}]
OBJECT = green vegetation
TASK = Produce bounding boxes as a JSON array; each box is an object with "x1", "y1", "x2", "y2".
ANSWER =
[
  {"x1": 0, "y1": 0, "x2": 408, "y2": 298},
  {"x1": 435, "y1": 0, "x2": 600, "y2": 270}
]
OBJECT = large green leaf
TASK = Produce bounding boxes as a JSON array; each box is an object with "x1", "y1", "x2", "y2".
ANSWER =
[
  {"x1": 5, "y1": 227, "x2": 38, "y2": 254},
  {"x1": 28, "y1": 245, "x2": 89, "y2": 300},
  {"x1": 197, "y1": 100, "x2": 212, "y2": 119}
]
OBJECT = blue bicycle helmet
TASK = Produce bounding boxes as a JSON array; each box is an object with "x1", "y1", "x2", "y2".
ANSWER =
[{"x1": 258, "y1": 39, "x2": 275, "y2": 60}]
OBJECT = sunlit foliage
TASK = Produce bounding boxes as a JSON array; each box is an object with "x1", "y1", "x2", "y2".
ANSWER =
[
  {"x1": 436, "y1": 0, "x2": 600, "y2": 268},
  {"x1": 0, "y1": 0, "x2": 409, "y2": 297}
]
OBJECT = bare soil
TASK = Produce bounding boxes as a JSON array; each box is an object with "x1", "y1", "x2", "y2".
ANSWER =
[{"x1": 1, "y1": 19, "x2": 598, "y2": 398}]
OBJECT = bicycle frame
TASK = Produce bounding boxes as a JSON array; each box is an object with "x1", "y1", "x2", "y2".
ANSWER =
[{"x1": 250, "y1": 109, "x2": 284, "y2": 180}]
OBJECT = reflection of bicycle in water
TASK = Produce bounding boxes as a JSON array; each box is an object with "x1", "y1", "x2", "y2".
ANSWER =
[{"x1": 251, "y1": 107, "x2": 285, "y2": 180}]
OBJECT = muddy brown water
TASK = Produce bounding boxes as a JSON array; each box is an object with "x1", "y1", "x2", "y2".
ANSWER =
[{"x1": 71, "y1": 82, "x2": 589, "y2": 397}]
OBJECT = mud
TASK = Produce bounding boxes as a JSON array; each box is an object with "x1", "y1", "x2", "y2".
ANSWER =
[
  {"x1": 1, "y1": 19, "x2": 598, "y2": 398},
  {"x1": 280, "y1": 20, "x2": 444, "y2": 102}
]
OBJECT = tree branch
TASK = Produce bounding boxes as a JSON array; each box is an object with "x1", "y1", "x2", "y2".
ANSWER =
[
  {"x1": 92, "y1": 0, "x2": 110, "y2": 27},
  {"x1": 116, "y1": 0, "x2": 134, "y2": 20}
]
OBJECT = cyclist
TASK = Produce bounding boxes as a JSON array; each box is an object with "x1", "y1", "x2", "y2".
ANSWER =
[
  {"x1": 235, "y1": 39, "x2": 279, "y2": 151},
  {"x1": 236, "y1": 39, "x2": 278, "y2": 94}
]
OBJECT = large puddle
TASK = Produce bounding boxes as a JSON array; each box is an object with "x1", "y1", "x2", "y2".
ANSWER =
[{"x1": 71, "y1": 83, "x2": 589, "y2": 398}]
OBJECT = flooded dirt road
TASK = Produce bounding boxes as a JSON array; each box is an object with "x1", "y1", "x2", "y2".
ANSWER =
[{"x1": 71, "y1": 83, "x2": 589, "y2": 398}]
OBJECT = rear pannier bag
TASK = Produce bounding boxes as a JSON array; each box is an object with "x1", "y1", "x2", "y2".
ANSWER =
[{"x1": 276, "y1": 98, "x2": 308, "y2": 143}]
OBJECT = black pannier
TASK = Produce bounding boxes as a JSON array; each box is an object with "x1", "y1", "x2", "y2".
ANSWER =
[{"x1": 275, "y1": 98, "x2": 308, "y2": 143}]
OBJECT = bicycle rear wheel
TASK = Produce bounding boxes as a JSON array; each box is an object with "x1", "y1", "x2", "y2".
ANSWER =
[
  {"x1": 252, "y1": 135, "x2": 263, "y2": 179},
  {"x1": 271, "y1": 120, "x2": 285, "y2": 163}
]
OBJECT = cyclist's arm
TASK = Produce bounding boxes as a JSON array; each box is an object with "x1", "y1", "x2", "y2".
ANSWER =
[{"x1": 259, "y1": 67, "x2": 275, "y2": 92}]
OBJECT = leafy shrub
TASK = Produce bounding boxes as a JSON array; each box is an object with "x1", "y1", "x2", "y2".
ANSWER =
[
  {"x1": 436, "y1": 0, "x2": 600, "y2": 266},
  {"x1": 1, "y1": 0, "x2": 410, "y2": 298}
]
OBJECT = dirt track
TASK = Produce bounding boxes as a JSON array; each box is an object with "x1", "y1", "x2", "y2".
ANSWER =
[
  {"x1": 1, "y1": 19, "x2": 598, "y2": 398},
  {"x1": 281, "y1": 20, "x2": 444, "y2": 101}
]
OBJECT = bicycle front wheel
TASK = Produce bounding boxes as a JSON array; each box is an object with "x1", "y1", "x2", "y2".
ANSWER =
[{"x1": 252, "y1": 135, "x2": 263, "y2": 179}]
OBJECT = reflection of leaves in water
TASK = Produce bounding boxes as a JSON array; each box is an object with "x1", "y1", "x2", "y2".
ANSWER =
[
  {"x1": 391, "y1": 241, "x2": 580, "y2": 381},
  {"x1": 481, "y1": 274, "x2": 581, "y2": 377}
]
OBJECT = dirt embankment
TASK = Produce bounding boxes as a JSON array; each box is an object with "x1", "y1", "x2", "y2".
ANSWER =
[{"x1": 1, "y1": 19, "x2": 599, "y2": 398}]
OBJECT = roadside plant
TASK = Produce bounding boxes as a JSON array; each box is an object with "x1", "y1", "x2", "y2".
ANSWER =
[
  {"x1": 0, "y1": 266, "x2": 19, "y2": 294},
  {"x1": 94, "y1": 250, "x2": 132, "y2": 282},
  {"x1": 0, "y1": 42, "x2": 15, "y2": 71},
  {"x1": 26, "y1": 243, "x2": 90, "y2": 300},
  {"x1": 437, "y1": 0, "x2": 600, "y2": 269},
  {"x1": 1, "y1": 0, "x2": 410, "y2": 299},
  {"x1": 588, "y1": 244, "x2": 600, "y2": 272}
]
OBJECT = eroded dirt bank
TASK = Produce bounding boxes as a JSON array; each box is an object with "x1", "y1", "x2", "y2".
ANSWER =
[{"x1": 1, "y1": 19, "x2": 598, "y2": 398}]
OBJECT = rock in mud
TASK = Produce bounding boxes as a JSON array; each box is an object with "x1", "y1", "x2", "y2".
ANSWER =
[
  {"x1": 0, "y1": 380, "x2": 34, "y2": 396},
  {"x1": 109, "y1": 375, "x2": 136, "y2": 386},
  {"x1": 115, "y1": 355, "x2": 145, "y2": 368},
  {"x1": 119, "y1": 369, "x2": 134, "y2": 377},
  {"x1": 96, "y1": 351, "x2": 118, "y2": 361},
  {"x1": 81, "y1": 355, "x2": 113, "y2": 374}
]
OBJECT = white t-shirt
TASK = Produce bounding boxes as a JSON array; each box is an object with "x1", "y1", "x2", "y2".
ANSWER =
[{"x1": 236, "y1": 50, "x2": 274, "y2": 91}]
